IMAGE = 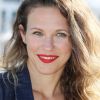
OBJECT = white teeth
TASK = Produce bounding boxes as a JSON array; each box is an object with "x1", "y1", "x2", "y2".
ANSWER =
[{"x1": 40, "y1": 56, "x2": 55, "y2": 60}]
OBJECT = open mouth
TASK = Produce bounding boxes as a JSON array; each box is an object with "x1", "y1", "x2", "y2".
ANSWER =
[{"x1": 37, "y1": 54, "x2": 59, "y2": 63}]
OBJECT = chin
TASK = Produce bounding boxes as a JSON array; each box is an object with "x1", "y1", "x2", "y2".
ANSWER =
[
  {"x1": 36, "y1": 65, "x2": 64, "y2": 75},
  {"x1": 37, "y1": 69, "x2": 57, "y2": 75}
]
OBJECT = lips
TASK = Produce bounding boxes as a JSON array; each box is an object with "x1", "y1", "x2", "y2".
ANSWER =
[{"x1": 37, "y1": 54, "x2": 59, "y2": 63}]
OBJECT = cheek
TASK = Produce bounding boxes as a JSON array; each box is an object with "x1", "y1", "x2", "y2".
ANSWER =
[
  {"x1": 56, "y1": 39, "x2": 72, "y2": 54},
  {"x1": 26, "y1": 37, "x2": 41, "y2": 52}
]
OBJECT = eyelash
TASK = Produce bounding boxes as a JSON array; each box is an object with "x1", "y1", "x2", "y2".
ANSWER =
[
  {"x1": 32, "y1": 31, "x2": 43, "y2": 36},
  {"x1": 32, "y1": 31, "x2": 69, "y2": 38},
  {"x1": 56, "y1": 32, "x2": 68, "y2": 38}
]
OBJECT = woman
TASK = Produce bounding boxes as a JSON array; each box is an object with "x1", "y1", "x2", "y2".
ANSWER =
[{"x1": 0, "y1": 0, "x2": 100, "y2": 100}]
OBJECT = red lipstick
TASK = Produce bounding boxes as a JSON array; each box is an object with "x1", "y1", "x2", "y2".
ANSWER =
[{"x1": 37, "y1": 54, "x2": 59, "y2": 63}]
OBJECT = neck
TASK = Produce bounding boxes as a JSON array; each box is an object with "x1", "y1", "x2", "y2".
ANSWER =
[{"x1": 27, "y1": 60, "x2": 63, "y2": 98}]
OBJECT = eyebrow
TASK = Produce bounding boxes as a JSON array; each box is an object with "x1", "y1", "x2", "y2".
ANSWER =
[
  {"x1": 30, "y1": 27, "x2": 69, "y2": 33},
  {"x1": 30, "y1": 27, "x2": 43, "y2": 31},
  {"x1": 56, "y1": 29, "x2": 69, "y2": 32}
]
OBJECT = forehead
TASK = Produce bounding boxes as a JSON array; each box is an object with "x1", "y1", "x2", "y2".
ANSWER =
[{"x1": 27, "y1": 7, "x2": 69, "y2": 30}]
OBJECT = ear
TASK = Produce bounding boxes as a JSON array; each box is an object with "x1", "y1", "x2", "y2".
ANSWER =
[{"x1": 19, "y1": 24, "x2": 26, "y2": 44}]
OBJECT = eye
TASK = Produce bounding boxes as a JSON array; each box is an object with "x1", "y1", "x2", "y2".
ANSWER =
[
  {"x1": 56, "y1": 32, "x2": 68, "y2": 38},
  {"x1": 32, "y1": 31, "x2": 43, "y2": 36}
]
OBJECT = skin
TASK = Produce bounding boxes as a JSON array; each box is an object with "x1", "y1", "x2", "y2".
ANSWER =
[{"x1": 19, "y1": 7, "x2": 72, "y2": 100}]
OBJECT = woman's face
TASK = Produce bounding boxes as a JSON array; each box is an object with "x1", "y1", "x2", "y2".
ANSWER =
[{"x1": 20, "y1": 7, "x2": 72, "y2": 75}]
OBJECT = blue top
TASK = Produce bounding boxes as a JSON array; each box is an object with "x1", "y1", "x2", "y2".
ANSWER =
[{"x1": 0, "y1": 64, "x2": 34, "y2": 100}]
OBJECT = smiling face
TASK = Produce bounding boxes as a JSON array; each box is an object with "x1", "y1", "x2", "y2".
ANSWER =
[{"x1": 20, "y1": 7, "x2": 72, "y2": 75}]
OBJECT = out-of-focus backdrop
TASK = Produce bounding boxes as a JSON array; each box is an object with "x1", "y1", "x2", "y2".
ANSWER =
[{"x1": 0, "y1": 0, "x2": 100, "y2": 57}]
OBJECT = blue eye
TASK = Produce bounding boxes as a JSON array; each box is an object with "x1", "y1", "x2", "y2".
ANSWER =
[
  {"x1": 32, "y1": 31, "x2": 43, "y2": 36},
  {"x1": 56, "y1": 32, "x2": 68, "y2": 38}
]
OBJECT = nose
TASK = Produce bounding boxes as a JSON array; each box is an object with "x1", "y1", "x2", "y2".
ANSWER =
[{"x1": 42, "y1": 37, "x2": 54, "y2": 51}]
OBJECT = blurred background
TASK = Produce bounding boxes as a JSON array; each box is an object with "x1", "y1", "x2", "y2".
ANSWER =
[{"x1": 0, "y1": 0, "x2": 100, "y2": 58}]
